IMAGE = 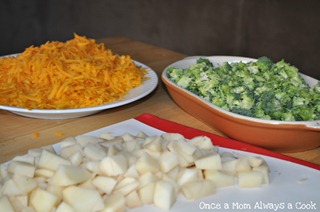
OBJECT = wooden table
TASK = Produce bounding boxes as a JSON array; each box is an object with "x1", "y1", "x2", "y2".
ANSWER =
[{"x1": 0, "y1": 36, "x2": 319, "y2": 165}]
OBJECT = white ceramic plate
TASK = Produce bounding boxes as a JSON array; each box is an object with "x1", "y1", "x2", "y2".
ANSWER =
[
  {"x1": 0, "y1": 61, "x2": 158, "y2": 119},
  {"x1": 54, "y1": 119, "x2": 318, "y2": 211},
  {"x1": 2, "y1": 118, "x2": 319, "y2": 211}
]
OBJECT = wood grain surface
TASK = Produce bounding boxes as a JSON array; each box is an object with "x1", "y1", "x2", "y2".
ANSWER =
[{"x1": 0, "y1": 36, "x2": 319, "y2": 165}]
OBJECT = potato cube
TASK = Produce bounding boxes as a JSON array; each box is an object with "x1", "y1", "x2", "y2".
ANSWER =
[
  {"x1": 159, "y1": 151, "x2": 179, "y2": 173},
  {"x1": 135, "y1": 153, "x2": 159, "y2": 174},
  {"x1": 56, "y1": 201, "x2": 74, "y2": 212},
  {"x1": 38, "y1": 150, "x2": 71, "y2": 171},
  {"x1": 100, "y1": 154, "x2": 128, "y2": 176},
  {"x1": 238, "y1": 171, "x2": 264, "y2": 188},
  {"x1": 181, "y1": 180, "x2": 215, "y2": 200},
  {"x1": 91, "y1": 176, "x2": 117, "y2": 195},
  {"x1": 126, "y1": 190, "x2": 142, "y2": 208},
  {"x1": 12, "y1": 174, "x2": 37, "y2": 194},
  {"x1": 102, "y1": 193, "x2": 126, "y2": 212},
  {"x1": 0, "y1": 196, "x2": 15, "y2": 212},
  {"x1": 50, "y1": 165, "x2": 91, "y2": 186},
  {"x1": 30, "y1": 188, "x2": 59, "y2": 212},
  {"x1": 153, "y1": 180, "x2": 177, "y2": 210},
  {"x1": 195, "y1": 153, "x2": 222, "y2": 170},
  {"x1": 8, "y1": 161, "x2": 35, "y2": 178},
  {"x1": 83, "y1": 143, "x2": 107, "y2": 160},
  {"x1": 204, "y1": 170, "x2": 234, "y2": 187},
  {"x1": 138, "y1": 182, "x2": 155, "y2": 204},
  {"x1": 63, "y1": 186, "x2": 104, "y2": 211}
]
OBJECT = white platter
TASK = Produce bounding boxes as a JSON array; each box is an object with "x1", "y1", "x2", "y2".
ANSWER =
[
  {"x1": 54, "y1": 119, "x2": 319, "y2": 212},
  {"x1": 0, "y1": 61, "x2": 158, "y2": 119}
]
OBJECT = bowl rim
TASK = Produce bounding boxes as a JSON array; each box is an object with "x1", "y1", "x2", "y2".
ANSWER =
[{"x1": 162, "y1": 55, "x2": 320, "y2": 130}]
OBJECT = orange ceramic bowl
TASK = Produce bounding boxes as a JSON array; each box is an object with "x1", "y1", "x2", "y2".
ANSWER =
[{"x1": 162, "y1": 56, "x2": 320, "y2": 152}]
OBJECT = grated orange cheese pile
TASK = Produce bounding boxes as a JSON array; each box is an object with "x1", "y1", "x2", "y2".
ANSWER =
[{"x1": 0, "y1": 34, "x2": 147, "y2": 109}]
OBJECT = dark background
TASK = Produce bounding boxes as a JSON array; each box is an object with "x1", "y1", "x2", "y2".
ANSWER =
[{"x1": 1, "y1": 0, "x2": 320, "y2": 79}]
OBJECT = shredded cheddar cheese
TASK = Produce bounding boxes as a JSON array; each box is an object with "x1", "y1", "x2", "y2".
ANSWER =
[
  {"x1": 33, "y1": 132, "x2": 40, "y2": 139},
  {"x1": 0, "y1": 34, "x2": 147, "y2": 109},
  {"x1": 55, "y1": 131, "x2": 64, "y2": 137}
]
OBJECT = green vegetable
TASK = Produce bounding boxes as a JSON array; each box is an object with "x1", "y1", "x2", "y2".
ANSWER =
[{"x1": 167, "y1": 57, "x2": 320, "y2": 121}]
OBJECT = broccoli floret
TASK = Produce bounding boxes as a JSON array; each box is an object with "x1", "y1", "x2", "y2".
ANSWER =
[
  {"x1": 167, "y1": 67, "x2": 183, "y2": 83},
  {"x1": 256, "y1": 56, "x2": 273, "y2": 72},
  {"x1": 293, "y1": 106, "x2": 315, "y2": 121},
  {"x1": 196, "y1": 58, "x2": 213, "y2": 68},
  {"x1": 176, "y1": 75, "x2": 192, "y2": 89}
]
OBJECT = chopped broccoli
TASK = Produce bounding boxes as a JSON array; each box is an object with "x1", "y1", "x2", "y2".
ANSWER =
[
  {"x1": 196, "y1": 58, "x2": 213, "y2": 68},
  {"x1": 167, "y1": 57, "x2": 320, "y2": 121},
  {"x1": 231, "y1": 107, "x2": 254, "y2": 117},
  {"x1": 256, "y1": 56, "x2": 273, "y2": 72}
]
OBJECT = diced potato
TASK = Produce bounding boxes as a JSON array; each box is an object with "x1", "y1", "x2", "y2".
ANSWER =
[
  {"x1": 100, "y1": 154, "x2": 128, "y2": 176},
  {"x1": 0, "y1": 130, "x2": 271, "y2": 211},
  {"x1": 204, "y1": 170, "x2": 234, "y2": 187},
  {"x1": 30, "y1": 188, "x2": 59, "y2": 212},
  {"x1": 153, "y1": 180, "x2": 177, "y2": 210},
  {"x1": 177, "y1": 168, "x2": 202, "y2": 186},
  {"x1": 106, "y1": 144, "x2": 122, "y2": 156},
  {"x1": 83, "y1": 143, "x2": 107, "y2": 160},
  {"x1": 167, "y1": 142, "x2": 195, "y2": 167},
  {"x1": 159, "y1": 151, "x2": 179, "y2": 173},
  {"x1": 60, "y1": 143, "x2": 83, "y2": 159},
  {"x1": 50, "y1": 165, "x2": 91, "y2": 186},
  {"x1": 252, "y1": 163, "x2": 270, "y2": 184},
  {"x1": 9, "y1": 195, "x2": 28, "y2": 211},
  {"x1": 166, "y1": 166, "x2": 180, "y2": 180},
  {"x1": 0, "y1": 196, "x2": 15, "y2": 212},
  {"x1": 63, "y1": 186, "x2": 104, "y2": 211},
  {"x1": 143, "y1": 136, "x2": 163, "y2": 152},
  {"x1": 35, "y1": 168, "x2": 54, "y2": 178},
  {"x1": 126, "y1": 190, "x2": 142, "y2": 208},
  {"x1": 46, "y1": 184, "x2": 63, "y2": 203},
  {"x1": 68, "y1": 152, "x2": 83, "y2": 166},
  {"x1": 135, "y1": 153, "x2": 159, "y2": 174},
  {"x1": 12, "y1": 174, "x2": 37, "y2": 194},
  {"x1": 235, "y1": 157, "x2": 252, "y2": 173},
  {"x1": 222, "y1": 158, "x2": 239, "y2": 175},
  {"x1": 195, "y1": 153, "x2": 222, "y2": 170},
  {"x1": 99, "y1": 132, "x2": 115, "y2": 140},
  {"x1": 102, "y1": 192, "x2": 126, "y2": 212},
  {"x1": 176, "y1": 140, "x2": 197, "y2": 155},
  {"x1": 2, "y1": 179, "x2": 22, "y2": 195},
  {"x1": 75, "y1": 135, "x2": 102, "y2": 147},
  {"x1": 12, "y1": 154, "x2": 35, "y2": 165},
  {"x1": 91, "y1": 176, "x2": 117, "y2": 195},
  {"x1": 138, "y1": 182, "x2": 155, "y2": 205},
  {"x1": 121, "y1": 132, "x2": 136, "y2": 142},
  {"x1": 246, "y1": 156, "x2": 264, "y2": 168},
  {"x1": 161, "y1": 175, "x2": 180, "y2": 195},
  {"x1": 189, "y1": 136, "x2": 214, "y2": 150},
  {"x1": 161, "y1": 133, "x2": 184, "y2": 141},
  {"x1": 82, "y1": 160, "x2": 101, "y2": 174},
  {"x1": 114, "y1": 177, "x2": 139, "y2": 196},
  {"x1": 138, "y1": 172, "x2": 158, "y2": 188},
  {"x1": 59, "y1": 137, "x2": 77, "y2": 149},
  {"x1": 38, "y1": 150, "x2": 71, "y2": 171},
  {"x1": 181, "y1": 180, "x2": 215, "y2": 200},
  {"x1": 8, "y1": 161, "x2": 35, "y2": 178},
  {"x1": 238, "y1": 171, "x2": 264, "y2": 188},
  {"x1": 56, "y1": 201, "x2": 75, "y2": 212},
  {"x1": 136, "y1": 131, "x2": 148, "y2": 138},
  {"x1": 124, "y1": 164, "x2": 139, "y2": 178}
]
